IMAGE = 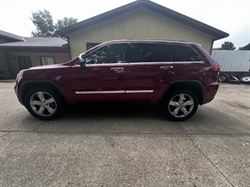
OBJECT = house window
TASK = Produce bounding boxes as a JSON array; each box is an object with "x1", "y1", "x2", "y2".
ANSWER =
[
  {"x1": 86, "y1": 43, "x2": 100, "y2": 50},
  {"x1": 40, "y1": 57, "x2": 55, "y2": 65}
]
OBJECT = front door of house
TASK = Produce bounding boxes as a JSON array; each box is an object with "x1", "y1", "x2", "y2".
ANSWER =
[{"x1": 17, "y1": 56, "x2": 32, "y2": 70}]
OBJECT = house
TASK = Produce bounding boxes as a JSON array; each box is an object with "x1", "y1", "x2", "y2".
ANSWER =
[
  {"x1": 0, "y1": 30, "x2": 70, "y2": 78},
  {"x1": 56, "y1": 0, "x2": 229, "y2": 58}
]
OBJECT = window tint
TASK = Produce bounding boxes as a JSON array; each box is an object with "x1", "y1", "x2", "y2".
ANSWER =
[
  {"x1": 130, "y1": 43, "x2": 172, "y2": 62},
  {"x1": 85, "y1": 44, "x2": 127, "y2": 64},
  {"x1": 167, "y1": 45, "x2": 202, "y2": 62}
]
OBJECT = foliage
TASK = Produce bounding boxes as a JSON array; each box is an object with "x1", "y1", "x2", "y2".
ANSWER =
[
  {"x1": 239, "y1": 43, "x2": 250, "y2": 50},
  {"x1": 54, "y1": 17, "x2": 78, "y2": 31},
  {"x1": 213, "y1": 41, "x2": 236, "y2": 50},
  {"x1": 30, "y1": 9, "x2": 77, "y2": 37},
  {"x1": 30, "y1": 9, "x2": 54, "y2": 37}
]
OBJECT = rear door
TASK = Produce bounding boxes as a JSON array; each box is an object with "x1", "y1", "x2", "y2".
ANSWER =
[
  {"x1": 167, "y1": 45, "x2": 207, "y2": 80},
  {"x1": 70, "y1": 43, "x2": 129, "y2": 102},
  {"x1": 126, "y1": 43, "x2": 176, "y2": 102}
]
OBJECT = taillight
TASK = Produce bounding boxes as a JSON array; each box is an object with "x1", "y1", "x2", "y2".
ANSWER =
[{"x1": 212, "y1": 65, "x2": 220, "y2": 78}]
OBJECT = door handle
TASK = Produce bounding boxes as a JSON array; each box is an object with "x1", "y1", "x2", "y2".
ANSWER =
[
  {"x1": 110, "y1": 67, "x2": 124, "y2": 71},
  {"x1": 160, "y1": 66, "x2": 173, "y2": 70}
]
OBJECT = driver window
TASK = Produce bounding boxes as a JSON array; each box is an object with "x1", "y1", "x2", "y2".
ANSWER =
[{"x1": 85, "y1": 44, "x2": 128, "y2": 64}]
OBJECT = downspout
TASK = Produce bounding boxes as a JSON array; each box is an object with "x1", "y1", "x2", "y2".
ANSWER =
[{"x1": 61, "y1": 36, "x2": 72, "y2": 60}]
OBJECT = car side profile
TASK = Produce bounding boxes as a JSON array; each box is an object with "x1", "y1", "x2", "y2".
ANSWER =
[{"x1": 14, "y1": 39, "x2": 220, "y2": 121}]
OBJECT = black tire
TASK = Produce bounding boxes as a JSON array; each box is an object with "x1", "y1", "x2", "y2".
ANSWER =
[
  {"x1": 24, "y1": 87, "x2": 64, "y2": 120},
  {"x1": 162, "y1": 89, "x2": 199, "y2": 121},
  {"x1": 228, "y1": 76, "x2": 241, "y2": 84},
  {"x1": 240, "y1": 75, "x2": 250, "y2": 84},
  {"x1": 218, "y1": 74, "x2": 229, "y2": 82},
  {"x1": 227, "y1": 79, "x2": 241, "y2": 84}
]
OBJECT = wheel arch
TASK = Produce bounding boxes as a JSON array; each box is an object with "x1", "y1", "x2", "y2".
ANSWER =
[
  {"x1": 20, "y1": 81, "x2": 69, "y2": 105},
  {"x1": 159, "y1": 80, "x2": 204, "y2": 105}
]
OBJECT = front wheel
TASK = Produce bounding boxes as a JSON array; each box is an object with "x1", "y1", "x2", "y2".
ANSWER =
[
  {"x1": 162, "y1": 90, "x2": 199, "y2": 121},
  {"x1": 24, "y1": 87, "x2": 64, "y2": 120}
]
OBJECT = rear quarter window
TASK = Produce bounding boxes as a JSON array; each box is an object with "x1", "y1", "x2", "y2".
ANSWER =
[
  {"x1": 167, "y1": 45, "x2": 203, "y2": 62},
  {"x1": 130, "y1": 43, "x2": 172, "y2": 62}
]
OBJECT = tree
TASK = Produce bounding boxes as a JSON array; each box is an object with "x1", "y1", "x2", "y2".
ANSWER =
[
  {"x1": 214, "y1": 41, "x2": 236, "y2": 50},
  {"x1": 54, "y1": 17, "x2": 78, "y2": 31},
  {"x1": 239, "y1": 43, "x2": 250, "y2": 50},
  {"x1": 30, "y1": 9, "x2": 77, "y2": 37},
  {"x1": 30, "y1": 9, "x2": 54, "y2": 37}
]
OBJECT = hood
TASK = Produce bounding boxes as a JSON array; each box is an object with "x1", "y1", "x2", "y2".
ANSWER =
[{"x1": 28, "y1": 64, "x2": 63, "y2": 70}]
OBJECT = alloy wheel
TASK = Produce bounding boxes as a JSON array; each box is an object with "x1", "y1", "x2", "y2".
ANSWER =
[
  {"x1": 30, "y1": 91, "x2": 57, "y2": 117},
  {"x1": 168, "y1": 93, "x2": 194, "y2": 118}
]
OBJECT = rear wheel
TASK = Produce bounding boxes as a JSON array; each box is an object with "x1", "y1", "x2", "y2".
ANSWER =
[
  {"x1": 24, "y1": 87, "x2": 64, "y2": 120},
  {"x1": 162, "y1": 90, "x2": 199, "y2": 121}
]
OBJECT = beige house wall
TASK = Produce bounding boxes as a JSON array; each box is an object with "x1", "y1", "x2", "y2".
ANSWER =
[
  {"x1": 0, "y1": 51, "x2": 12, "y2": 78},
  {"x1": 7, "y1": 52, "x2": 70, "y2": 77},
  {"x1": 68, "y1": 7, "x2": 214, "y2": 58}
]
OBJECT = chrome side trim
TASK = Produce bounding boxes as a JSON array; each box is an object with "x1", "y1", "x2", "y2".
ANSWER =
[
  {"x1": 173, "y1": 61, "x2": 204, "y2": 64},
  {"x1": 126, "y1": 90, "x2": 154, "y2": 93},
  {"x1": 75, "y1": 90, "x2": 125, "y2": 94},
  {"x1": 128, "y1": 62, "x2": 173, "y2": 65},
  {"x1": 75, "y1": 90, "x2": 154, "y2": 94}
]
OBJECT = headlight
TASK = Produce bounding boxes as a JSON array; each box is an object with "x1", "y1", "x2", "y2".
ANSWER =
[{"x1": 16, "y1": 70, "x2": 24, "y2": 82}]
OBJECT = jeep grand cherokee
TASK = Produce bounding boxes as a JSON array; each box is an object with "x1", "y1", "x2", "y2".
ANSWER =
[{"x1": 14, "y1": 39, "x2": 220, "y2": 121}]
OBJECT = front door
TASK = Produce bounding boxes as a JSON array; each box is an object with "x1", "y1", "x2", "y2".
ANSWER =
[
  {"x1": 70, "y1": 43, "x2": 129, "y2": 102},
  {"x1": 126, "y1": 43, "x2": 176, "y2": 102},
  {"x1": 17, "y1": 56, "x2": 32, "y2": 70}
]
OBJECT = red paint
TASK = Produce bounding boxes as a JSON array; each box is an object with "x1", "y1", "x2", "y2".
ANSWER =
[{"x1": 15, "y1": 40, "x2": 219, "y2": 106}]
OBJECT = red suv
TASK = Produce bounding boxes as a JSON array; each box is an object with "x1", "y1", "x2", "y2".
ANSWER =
[{"x1": 14, "y1": 39, "x2": 220, "y2": 121}]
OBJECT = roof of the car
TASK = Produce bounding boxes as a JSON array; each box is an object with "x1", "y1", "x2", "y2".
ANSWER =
[{"x1": 101, "y1": 39, "x2": 198, "y2": 45}]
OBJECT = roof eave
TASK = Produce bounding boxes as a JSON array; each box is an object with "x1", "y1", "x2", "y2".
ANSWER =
[
  {"x1": 0, "y1": 46, "x2": 70, "y2": 53},
  {"x1": 55, "y1": 0, "x2": 145, "y2": 36},
  {"x1": 55, "y1": 0, "x2": 229, "y2": 39}
]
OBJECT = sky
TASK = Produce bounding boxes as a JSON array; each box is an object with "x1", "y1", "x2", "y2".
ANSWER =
[{"x1": 0, "y1": 0, "x2": 249, "y2": 49}]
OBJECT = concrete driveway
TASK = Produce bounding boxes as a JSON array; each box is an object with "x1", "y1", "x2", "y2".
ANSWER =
[{"x1": 0, "y1": 82, "x2": 249, "y2": 187}]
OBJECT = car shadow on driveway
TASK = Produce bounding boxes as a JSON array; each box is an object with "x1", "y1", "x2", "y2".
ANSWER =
[{"x1": 30, "y1": 103, "x2": 250, "y2": 136}]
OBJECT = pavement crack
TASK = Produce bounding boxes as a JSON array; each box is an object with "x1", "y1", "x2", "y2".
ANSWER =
[
  {"x1": 0, "y1": 132, "x2": 11, "y2": 138},
  {"x1": 179, "y1": 122, "x2": 236, "y2": 187},
  {"x1": 32, "y1": 121, "x2": 49, "y2": 131}
]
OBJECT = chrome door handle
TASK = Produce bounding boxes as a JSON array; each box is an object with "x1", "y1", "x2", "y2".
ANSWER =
[
  {"x1": 110, "y1": 67, "x2": 124, "y2": 71},
  {"x1": 160, "y1": 66, "x2": 173, "y2": 70}
]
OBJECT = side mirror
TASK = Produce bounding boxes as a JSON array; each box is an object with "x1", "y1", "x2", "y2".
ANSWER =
[{"x1": 78, "y1": 53, "x2": 86, "y2": 67}]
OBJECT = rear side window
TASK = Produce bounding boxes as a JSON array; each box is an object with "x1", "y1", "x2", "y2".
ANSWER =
[
  {"x1": 167, "y1": 45, "x2": 203, "y2": 62},
  {"x1": 130, "y1": 43, "x2": 172, "y2": 62}
]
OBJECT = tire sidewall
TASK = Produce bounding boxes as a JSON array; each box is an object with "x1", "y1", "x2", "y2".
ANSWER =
[
  {"x1": 24, "y1": 87, "x2": 64, "y2": 120},
  {"x1": 162, "y1": 89, "x2": 199, "y2": 121},
  {"x1": 218, "y1": 74, "x2": 229, "y2": 82}
]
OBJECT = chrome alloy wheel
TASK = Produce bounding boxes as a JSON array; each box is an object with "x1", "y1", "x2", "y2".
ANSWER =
[
  {"x1": 241, "y1": 76, "x2": 250, "y2": 83},
  {"x1": 168, "y1": 93, "x2": 194, "y2": 118},
  {"x1": 30, "y1": 91, "x2": 57, "y2": 117}
]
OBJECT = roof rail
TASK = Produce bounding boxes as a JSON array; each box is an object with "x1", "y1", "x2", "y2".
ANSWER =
[{"x1": 124, "y1": 38, "x2": 188, "y2": 42}]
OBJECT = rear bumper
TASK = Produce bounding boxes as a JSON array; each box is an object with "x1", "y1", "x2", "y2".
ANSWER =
[
  {"x1": 203, "y1": 97, "x2": 214, "y2": 104},
  {"x1": 202, "y1": 82, "x2": 219, "y2": 104}
]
